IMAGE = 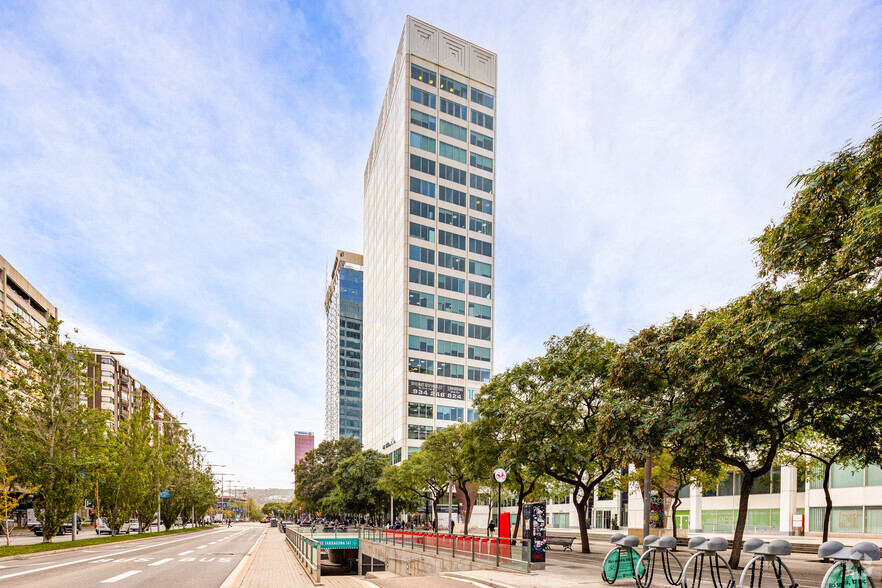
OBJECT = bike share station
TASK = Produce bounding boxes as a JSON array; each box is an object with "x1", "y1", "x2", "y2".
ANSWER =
[{"x1": 600, "y1": 534, "x2": 880, "y2": 588}]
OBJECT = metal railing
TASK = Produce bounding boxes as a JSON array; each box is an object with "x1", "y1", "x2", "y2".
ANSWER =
[
  {"x1": 286, "y1": 527, "x2": 322, "y2": 583},
  {"x1": 358, "y1": 527, "x2": 532, "y2": 571}
]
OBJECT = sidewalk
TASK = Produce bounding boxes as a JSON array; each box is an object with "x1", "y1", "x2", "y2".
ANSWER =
[{"x1": 229, "y1": 526, "x2": 367, "y2": 587}]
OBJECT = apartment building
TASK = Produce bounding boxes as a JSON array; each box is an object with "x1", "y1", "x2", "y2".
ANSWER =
[{"x1": 363, "y1": 17, "x2": 497, "y2": 462}]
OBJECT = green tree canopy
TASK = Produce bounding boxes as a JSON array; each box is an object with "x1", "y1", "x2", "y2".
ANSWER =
[{"x1": 293, "y1": 437, "x2": 361, "y2": 513}]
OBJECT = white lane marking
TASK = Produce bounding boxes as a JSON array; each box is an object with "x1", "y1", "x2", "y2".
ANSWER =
[
  {"x1": 178, "y1": 550, "x2": 194, "y2": 556},
  {"x1": 101, "y1": 570, "x2": 142, "y2": 583},
  {"x1": 196, "y1": 545, "x2": 207, "y2": 549},
  {"x1": 149, "y1": 558, "x2": 174, "y2": 566},
  {"x1": 209, "y1": 541, "x2": 217, "y2": 544},
  {"x1": 0, "y1": 532, "x2": 215, "y2": 580}
]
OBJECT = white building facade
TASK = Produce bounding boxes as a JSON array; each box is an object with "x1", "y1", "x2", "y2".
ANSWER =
[{"x1": 363, "y1": 17, "x2": 497, "y2": 462}]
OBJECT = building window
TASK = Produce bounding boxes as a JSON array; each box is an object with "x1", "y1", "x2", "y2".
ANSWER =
[
  {"x1": 410, "y1": 154, "x2": 435, "y2": 175},
  {"x1": 440, "y1": 97, "x2": 467, "y2": 120},
  {"x1": 438, "y1": 251, "x2": 466, "y2": 272},
  {"x1": 438, "y1": 274, "x2": 466, "y2": 293},
  {"x1": 409, "y1": 267, "x2": 434, "y2": 287},
  {"x1": 437, "y1": 339, "x2": 465, "y2": 357},
  {"x1": 437, "y1": 405, "x2": 464, "y2": 421},
  {"x1": 469, "y1": 217, "x2": 492, "y2": 236},
  {"x1": 389, "y1": 448, "x2": 402, "y2": 464},
  {"x1": 411, "y1": 131, "x2": 436, "y2": 153},
  {"x1": 408, "y1": 357, "x2": 434, "y2": 375},
  {"x1": 471, "y1": 88, "x2": 494, "y2": 109},
  {"x1": 469, "y1": 281, "x2": 491, "y2": 299},
  {"x1": 470, "y1": 195, "x2": 492, "y2": 214},
  {"x1": 439, "y1": 207, "x2": 466, "y2": 228},
  {"x1": 467, "y1": 408, "x2": 478, "y2": 422},
  {"x1": 440, "y1": 75, "x2": 467, "y2": 98},
  {"x1": 409, "y1": 335, "x2": 434, "y2": 353},
  {"x1": 440, "y1": 186, "x2": 467, "y2": 208},
  {"x1": 438, "y1": 230, "x2": 466, "y2": 250},
  {"x1": 410, "y1": 244, "x2": 435, "y2": 264},
  {"x1": 409, "y1": 290, "x2": 434, "y2": 308},
  {"x1": 409, "y1": 401, "x2": 434, "y2": 418},
  {"x1": 468, "y1": 367, "x2": 491, "y2": 382},
  {"x1": 470, "y1": 173, "x2": 492, "y2": 194},
  {"x1": 469, "y1": 324, "x2": 491, "y2": 341},
  {"x1": 439, "y1": 142, "x2": 467, "y2": 164},
  {"x1": 411, "y1": 86, "x2": 436, "y2": 108},
  {"x1": 470, "y1": 152, "x2": 493, "y2": 172},
  {"x1": 411, "y1": 108, "x2": 436, "y2": 131},
  {"x1": 410, "y1": 177, "x2": 435, "y2": 198},
  {"x1": 411, "y1": 64, "x2": 436, "y2": 86},
  {"x1": 440, "y1": 120, "x2": 467, "y2": 142},
  {"x1": 437, "y1": 362, "x2": 465, "y2": 379},
  {"x1": 470, "y1": 130, "x2": 494, "y2": 152},
  {"x1": 471, "y1": 109, "x2": 493, "y2": 130},
  {"x1": 408, "y1": 424, "x2": 433, "y2": 440},
  {"x1": 469, "y1": 260, "x2": 492, "y2": 278},
  {"x1": 469, "y1": 237, "x2": 492, "y2": 257},
  {"x1": 439, "y1": 164, "x2": 467, "y2": 185},
  {"x1": 410, "y1": 199, "x2": 435, "y2": 220},
  {"x1": 409, "y1": 312, "x2": 434, "y2": 331},
  {"x1": 410, "y1": 222, "x2": 435, "y2": 243},
  {"x1": 437, "y1": 296, "x2": 465, "y2": 315},
  {"x1": 437, "y1": 318, "x2": 465, "y2": 336},
  {"x1": 468, "y1": 344, "x2": 491, "y2": 362}
]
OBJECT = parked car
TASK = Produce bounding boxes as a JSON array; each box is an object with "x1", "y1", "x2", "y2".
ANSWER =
[
  {"x1": 128, "y1": 519, "x2": 140, "y2": 533},
  {"x1": 95, "y1": 518, "x2": 114, "y2": 535},
  {"x1": 269, "y1": 518, "x2": 278, "y2": 527}
]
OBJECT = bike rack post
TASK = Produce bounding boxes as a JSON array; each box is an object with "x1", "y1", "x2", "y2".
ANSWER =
[
  {"x1": 602, "y1": 533, "x2": 643, "y2": 584},
  {"x1": 818, "y1": 541, "x2": 880, "y2": 588},
  {"x1": 637, "y1": 535, "x2": 684, "y2": 588},
  {"x1": 680, "y1": 537, "x2": 735, "y2": 588},
  {"x1": 737, "y1": 538, "x2": 797, "y2": 588}
]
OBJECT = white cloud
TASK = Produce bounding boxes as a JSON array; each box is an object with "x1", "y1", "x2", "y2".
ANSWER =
[{"x1": 1, "y1": 0, "x2": 881, "y2": 485}]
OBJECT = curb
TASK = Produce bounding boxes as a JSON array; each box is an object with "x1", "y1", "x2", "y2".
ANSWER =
[
  {"x1": 0, "y1": 527, "x2": 216, "y2": 562},
  {"x1": 220, "y1": 527, "x2": 266, "y2": 588},
  {"x1": 444, "y1": 573, "x2": 515, "y2": 588}
]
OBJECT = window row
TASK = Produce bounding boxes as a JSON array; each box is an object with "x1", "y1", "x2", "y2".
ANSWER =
[
  {"x1": 410, "y1": 290, "x2": 492, "y2": 320},
  {"x1": 439, "y1": 163, "x2": 467, "y2": 185},
  {"x1": 410, "y1": 198, "x2": 434, "y2": 220},
  {"x1": 411, "y1": 64, "x2": 495, "y2": 111},
  {"x1": 411, "y1": 108, "x2": 435, "y2": 131},
  {"x1": 439, "y1": 142, "x2": 466, "y2": 164},
  {"x1": 408, "y1": 337, "x2": 491, "y2": 364},
  {"x1": 470, "y1": 173, "x2": 492, "y2": 193},
  {"x1": 408, "y1": 312, "x2": 492, "y2": 340},
  {"x1": 468, "y1": 367, "x2": 491, "y2": 383},
  {"x1": 471, "y1": 152, "x2": 492, "y2": 172},
  {"x1": 410, "y1": 177, "x2": 492, "y2": 218}
]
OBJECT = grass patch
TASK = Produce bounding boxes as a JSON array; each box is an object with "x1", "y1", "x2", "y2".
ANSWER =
[{"x1": 0, "y1": 526, "x2": 215, "y2": 558}]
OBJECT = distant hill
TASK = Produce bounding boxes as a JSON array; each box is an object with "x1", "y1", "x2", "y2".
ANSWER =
[{"x1": 243, "y1": 488, "x2": 294, "y2": 506}]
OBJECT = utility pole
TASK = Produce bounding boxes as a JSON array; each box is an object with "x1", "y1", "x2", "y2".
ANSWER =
[{"x1": 643, "y1": 455, "x2": 652, "y2": 539}]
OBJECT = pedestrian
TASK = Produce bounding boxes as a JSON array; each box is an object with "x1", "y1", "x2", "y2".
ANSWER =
[
  {"x1": 449, "y1": 518, "x2": 455, "y2": 535},
  {"x1": 488, "y1": 521, "x2": 495, "y2": 536}
]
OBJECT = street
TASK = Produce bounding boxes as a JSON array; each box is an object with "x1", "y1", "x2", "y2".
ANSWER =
[{"x1": 0, "y1": 523, "x2": 263, "y2": 587}]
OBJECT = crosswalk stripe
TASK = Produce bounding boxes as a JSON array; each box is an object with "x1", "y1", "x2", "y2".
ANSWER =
[
  {"x1": 178, "y1": 550, "x2": 194, "y2": 556},
  {"x1": 149, "y1": 558, "x2": 174, "y2": 566}
]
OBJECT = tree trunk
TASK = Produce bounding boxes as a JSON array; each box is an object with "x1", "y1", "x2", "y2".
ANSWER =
[
  {"x1": 514, "y1": 499, "x2": 524, "y2": 540},
  {"x1": 822, "y1": 461, "x2": 833, "y2": 543},
  {"x1": 670, "y1": 496, "x2": 682, "y2": 542},
  {"x1": 728, "y1": 471, "x2": 754, "y2": 569},
  {"x1": 574, "y1": 490, "x2": 591, "y2": 554}
]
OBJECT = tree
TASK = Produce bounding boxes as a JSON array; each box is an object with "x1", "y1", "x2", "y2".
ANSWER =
[
  {"x1": 475, "y1": 326, "x2": 619, "y2": 553},
  {"x1": 293, "y1": 438, "x2": 361, "y2": 514},
  {"x1": 0, "y1": 460, "x2": 39, "y2": 546},
  {"x1": 97, "y1": 400, "x2": 160, "y2": 534},
  {"x1": 419, "y1": 423, "x2": 478, "y2": 534},
  {"x1": 379, "y1": 451, "x2": 449, "y2": 528},
  {"x1": 333, "y1": 450, "x2": 390, "y2": 518},
  {"x1": 0, "y1": 317, "x2": 108, "y2": 542}
]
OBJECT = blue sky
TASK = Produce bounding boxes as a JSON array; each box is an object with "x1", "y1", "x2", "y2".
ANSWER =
[{"x1": 2, "y1": 1, "x2": 881, "y2": 488}]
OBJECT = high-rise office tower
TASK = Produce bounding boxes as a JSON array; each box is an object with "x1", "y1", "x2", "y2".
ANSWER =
[
  {"x1": 363, "y1": 17, "x2": 496, "y2": 462},
  {"x1": 324, "y1": 250, "x2": 364, "y2": 442}
]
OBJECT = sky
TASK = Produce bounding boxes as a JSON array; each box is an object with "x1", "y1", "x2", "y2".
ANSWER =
[{"x1": 1, "y1": 0, "x2": 881, "y2": 489}]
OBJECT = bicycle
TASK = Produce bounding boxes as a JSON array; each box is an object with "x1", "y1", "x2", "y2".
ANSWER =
[
  {"x1": 636, "y1": 535, "x2": 684, "y2": 588},
  {"x1": 818, "y1": 541, "x2": 880, "y2": 588},
  {"x1": 680, "y1": 537, "x2": 735, "y2": 588},
  {"x1": 602, "y1": 533, "x2": 644, "y2": 584},
  {"x1": 738, "y1": 539, "x2": 796, "y2": 588}
]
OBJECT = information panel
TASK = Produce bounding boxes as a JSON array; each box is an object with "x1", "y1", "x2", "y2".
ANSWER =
[
  {"x1": 437, "y1": 384, "x2": 464, "y2": 400},
  {"x1": 408, "y1": 380, "x2": 434, "y2": 397}
]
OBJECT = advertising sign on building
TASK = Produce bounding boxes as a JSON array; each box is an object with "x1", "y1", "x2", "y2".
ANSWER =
[
  {"x1": 408, "y1": 380, "x2": 434, "y2": 397},
  {"x1": 436, "y1": 384, "x2": 464, "y2": 400}
]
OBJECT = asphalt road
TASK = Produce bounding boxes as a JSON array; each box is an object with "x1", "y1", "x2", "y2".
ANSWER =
[{"x1": 0, "y1": 523, "x2": 264, "y2": 587}]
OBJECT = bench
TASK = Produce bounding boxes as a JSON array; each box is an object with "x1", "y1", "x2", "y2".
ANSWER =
[{"x1": 547, "y1": 535, "x2": 576, "y2": 551}]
